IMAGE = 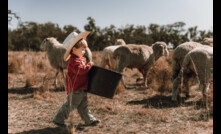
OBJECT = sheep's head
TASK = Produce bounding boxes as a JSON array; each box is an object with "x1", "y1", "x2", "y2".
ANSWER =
[
  {"x1": 152, "y1": 42, "x2": 169, "y2": 60},
  {"x1": 115, "y1": 39, "x2": 126, "y2": 45},
  {"x1": 40, "y1": 38, "x2": 49, "y2": 51},
  {"x1": 40, "y1": 38, "x2": 56, "y2": 51}
]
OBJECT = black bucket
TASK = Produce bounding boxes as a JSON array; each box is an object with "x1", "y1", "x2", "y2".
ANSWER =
[{"x1": 88, "y1": 66, "x2": 122, "y2": 99}]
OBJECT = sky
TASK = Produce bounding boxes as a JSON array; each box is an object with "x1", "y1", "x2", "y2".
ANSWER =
[{"x1": 8, "y1": 0, "x2": 213, "y2": 32}]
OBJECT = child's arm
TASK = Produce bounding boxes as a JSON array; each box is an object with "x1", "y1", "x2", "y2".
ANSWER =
[
  {"x1": 70, "y1": 60, "x2": 93, "y2": 75},
  {"x1": 87, "y1": 62, "x2": 94, "y2": 66}
]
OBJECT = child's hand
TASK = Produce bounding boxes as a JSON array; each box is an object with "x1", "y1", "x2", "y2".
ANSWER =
[{"x1": 88, "y1": 62, "x2": 94, "y2": 66}]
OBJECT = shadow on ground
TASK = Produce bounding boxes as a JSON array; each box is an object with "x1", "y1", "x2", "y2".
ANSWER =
[
  {"x1": 125, "y1": 83, "x2": 147, "y2": 90},
  {"x1": 127, "y1": 95, "x2": 205, "y2": 109},
  {"x1": 8, "y1": 87, "x2": 37, "y2": 94},
  {"x1": 14, "y1": 127, "x2": 68, "y2": 134},
  {"x1": 8, "y1": 86, "x2": 65, "y2": 95}
]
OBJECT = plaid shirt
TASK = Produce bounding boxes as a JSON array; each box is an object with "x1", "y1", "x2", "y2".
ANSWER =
[{"x1": 65, "y1": 53, "x2": 92, "y2": 94}]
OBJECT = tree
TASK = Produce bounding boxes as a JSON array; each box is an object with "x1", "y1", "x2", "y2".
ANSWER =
[
  {"x1": 84, "y1": 17, "x2": 102, "y2": 51},
  {"x1": 8, "y1": 10, "x2": 20, "y2": 23},
  {"x1": 102, "y1": 25, "x2": 118, "y2": 47},
  {"x1": 8, "y1": 17, "x2": 213, "y2": 51},
  {"x1": 62, "y1": 25, "x2": 81, "y2": 39},
  {"x1": 187, "y1": 26, "x2": 198, "y2": 41}
]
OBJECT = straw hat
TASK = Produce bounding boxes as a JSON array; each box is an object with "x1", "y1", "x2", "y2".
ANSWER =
[{"x1": 63, "y1": 31, "x2": 90, "y2": 61}]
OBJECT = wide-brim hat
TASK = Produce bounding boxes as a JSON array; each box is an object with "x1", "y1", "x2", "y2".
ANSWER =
[{"x1": 63, "y1": 31, "x2": 90, "y2": 61}]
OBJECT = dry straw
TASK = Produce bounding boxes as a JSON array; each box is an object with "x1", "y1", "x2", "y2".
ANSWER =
[{"x1": 146, "y1": 54, "x2": 173, "y2": 94}]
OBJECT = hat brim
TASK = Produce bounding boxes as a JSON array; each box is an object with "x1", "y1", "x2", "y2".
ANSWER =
[{"x1": 63, "y1": 32, "x2": 90, "y2": 61}]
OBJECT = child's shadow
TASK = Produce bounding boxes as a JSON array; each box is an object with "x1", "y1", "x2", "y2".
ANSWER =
[{"x1": 15, "y1": 126, "x2": 68, "y2": 134}]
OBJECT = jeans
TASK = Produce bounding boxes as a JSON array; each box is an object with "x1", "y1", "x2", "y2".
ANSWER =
[{"x1": 53, "y1": 90, "x2": 97, "y2": 125}]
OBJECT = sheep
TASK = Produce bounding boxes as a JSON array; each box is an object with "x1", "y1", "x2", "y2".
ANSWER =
[
  {"x1": 84, "y1": 47, "x2": 93, "y2": 63},
  {"x1": 115, "y1": 39, "x2": 126, "y2": 45},
  {"x1": 171, "y1": 45, "x2": 213, "y2": 109},
  {"x1": 113, "y1": 41, "x2": 169, "y2": 87},
  {"x1": 201, "y1": 37, "x2": 213, "y2": 47},
  {"x1": 171, "y1": 42, "x2": 203, "y2": 83},
  {"x1": 100, "y1": 39, "x2": 126, "y2": 70},
  {"x1": 40, "y1": 37, "x2": 92, "y2": 87}
]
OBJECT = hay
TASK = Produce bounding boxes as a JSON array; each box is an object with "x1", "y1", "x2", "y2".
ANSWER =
[{"x1": 146, "y1": 52, "x2": 173, "y2": 94}]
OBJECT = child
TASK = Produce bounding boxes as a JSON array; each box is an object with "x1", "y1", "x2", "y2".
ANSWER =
[{"x1": 53, "y1": 32, "x2": 100, "y2": 127}]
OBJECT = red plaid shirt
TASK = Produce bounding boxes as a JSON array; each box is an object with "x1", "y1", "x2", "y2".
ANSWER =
[{"x1": 65, "y1": 53, "x2": 92, "y2": 94}]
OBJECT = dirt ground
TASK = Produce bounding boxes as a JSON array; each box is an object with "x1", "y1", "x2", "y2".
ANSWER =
[{"x1": 8, "y1": 51, "x2": 213, "y2": 134}]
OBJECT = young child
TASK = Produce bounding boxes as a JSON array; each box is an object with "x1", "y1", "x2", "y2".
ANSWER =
[{"x1": 53, "y1": 32, "x2": 100, "y2": 127}]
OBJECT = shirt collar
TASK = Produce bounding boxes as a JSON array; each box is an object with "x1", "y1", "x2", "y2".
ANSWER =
[
  {"x1": 70, "y1": 53, "x2": 78, "y2": 58},
  {"x1": 70, "y1": 53, "x2": 86, "y2": 60}
]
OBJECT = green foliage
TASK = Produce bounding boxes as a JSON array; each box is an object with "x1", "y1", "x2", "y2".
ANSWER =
[
  {"x1": 148, "y1": 22, "x2": 190, "y2": 48},
  {"x1": 8, "y1": 16, "x2": 213, "y2": 51}
]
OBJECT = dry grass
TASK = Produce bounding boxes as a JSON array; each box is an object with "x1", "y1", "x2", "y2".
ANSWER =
[
  {"x1": 146, "y1": 50, "x2": 173, "y2": 94},
  {"x1": 8, "y1": 51, "x2": 213, "y2": 134},
  {"x1": 8, "y1": 53, "x2": 24, "y2": 73}
]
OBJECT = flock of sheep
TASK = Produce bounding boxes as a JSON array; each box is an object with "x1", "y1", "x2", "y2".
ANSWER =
[
  {"x1": 40, "y1": 35, "x2": 213, "y2": 109},
  {"x1": 171, "y1": 40, "x2": 213, "y2": 109}
]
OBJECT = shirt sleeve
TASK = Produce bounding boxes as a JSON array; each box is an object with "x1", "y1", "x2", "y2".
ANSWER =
[{"x1": 69, "y1": 58, "x2": 92, "y2": 75}]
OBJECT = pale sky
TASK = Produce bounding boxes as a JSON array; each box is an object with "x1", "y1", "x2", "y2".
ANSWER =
[{"x1": 8, "y1": 0, "x2": 213, "y2": 32}]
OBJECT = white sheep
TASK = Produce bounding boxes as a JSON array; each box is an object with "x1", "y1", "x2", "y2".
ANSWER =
[
  {"x1": 40, "y1": 37, "x2": 92, "y2": 87},
  {"x1": 113, "y1": 42, "x2": 169, "y2": 87},
  {"x1": 172, "y1": 45, "x2": 213, "y2": 109},
  {"x1": 201, "y1": 37, "x2": 213, "y2": 47},
  {"x1": 171, "y1": 42, "x2": 203, "y2": 83},
  {"x1": 100, "y1": 39, "x2": 126, "y2": 70}
]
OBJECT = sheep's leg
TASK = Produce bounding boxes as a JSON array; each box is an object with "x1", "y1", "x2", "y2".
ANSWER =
[
  {"x1": 53, "y1": 70, "x2": 59, "y2": 87},
  {"x1": 172, "y1": 77, "x2": 181, "y2": 101},
  {"x1": 121, "y1": 75, "x2": 127, "y2": 88},
  {"x1": 109, "y1": 59, "x2": 117, "y2": 71},
  {"x1": 185, "y1": 85, "x2": 190, "y2": 99},
  {"x1": 143, "y1": 71, "x2": 148, "y2": 88},
  {"x1": 100, "y1": 58, "x2": 108, "y2": 69},
  {"x1": 183, "y1": 76, "x2": 190, "y2": 98},
  {"x1": 136, "y1": 69, "x2": 144, "y2": 84},
  {"x1": 205, "y1": 82, "x2": 210, "y2": 110},
  {"x1": 119, "y1": 68, "x2": 128, "y2": 88},
  {"x1": 172, "y1": 61, "x2": 180, "y2": 82},
  {"x1": 60, "y1": 68, "x2": 66, "y2": 90},
  {"x1": 172, "y1": 79, "x2": 179, "y2": 101},
  {"x1": 114, "y1": 57, "x2": 128, "y2": 88},
  {"x1": 201, "y1": 81, "x2": 209, "y2": 110}
]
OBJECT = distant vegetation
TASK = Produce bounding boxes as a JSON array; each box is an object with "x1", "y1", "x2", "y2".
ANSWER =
[{"x1": 8, "y1": 10, "x2": 213, "y2": 51}]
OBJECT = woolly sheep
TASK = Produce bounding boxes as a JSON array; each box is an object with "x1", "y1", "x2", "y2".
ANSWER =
[
  {"x1": 171, "y1": 45, "x2": 213, "y2": 109},
  {"x1": 201, "y1": 37, "x2": 213, "y2": 47},
  {"x1": 171, "y1": 42, "x2": 203, "y2": 82},
  {"x1": 100, "y1": 39, "x2": 126, "y2": 70},
  {"x1": 40, "y1": 37, "x2": 92, "y2": 87},
  {"x1": 113, "y1": 42, "x2": 169, "y2": 87}
]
